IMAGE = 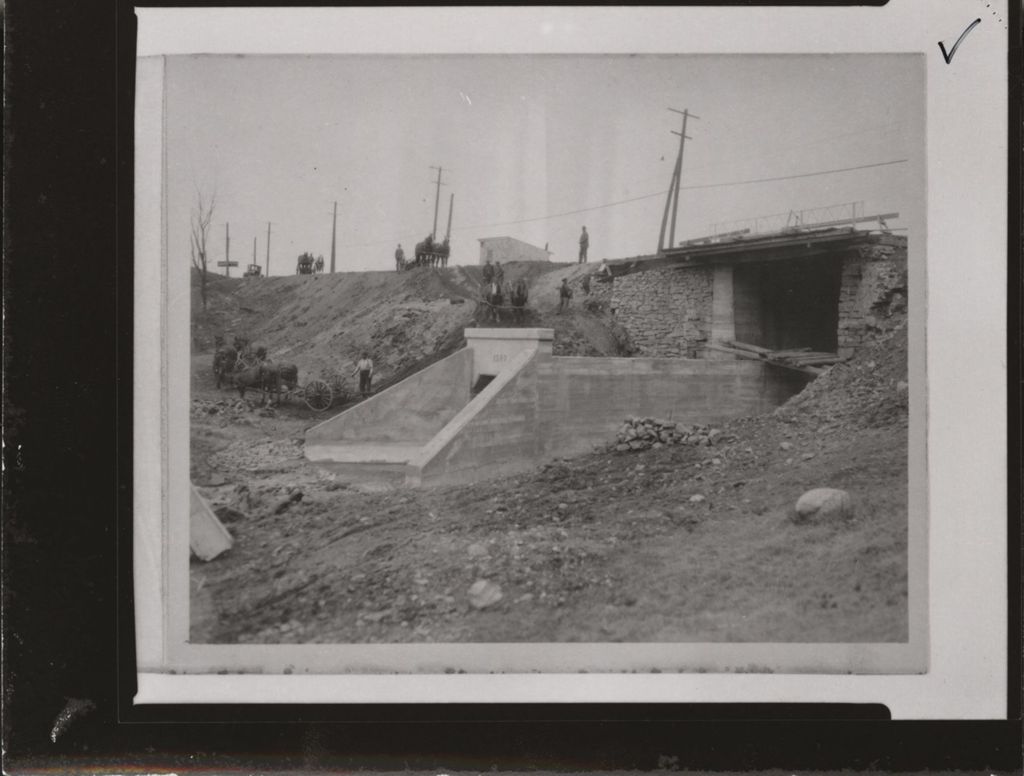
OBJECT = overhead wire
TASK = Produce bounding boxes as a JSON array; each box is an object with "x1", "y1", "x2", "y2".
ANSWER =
[
  {"x1": 344, "y1": 157, "x2": 909, "y2": 247},
  {"x1": 218, "y1": 157, "x2": 909, "y2": 259}
]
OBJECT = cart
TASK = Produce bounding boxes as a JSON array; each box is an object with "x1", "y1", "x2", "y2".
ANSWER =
[{"x1": 303, "y1": 369, "x2": 354, "y2": 412}]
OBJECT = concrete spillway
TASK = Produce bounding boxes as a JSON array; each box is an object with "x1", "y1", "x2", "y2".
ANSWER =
[{"x1": 304, "y1": 328, "x2": 807, "y2": 487}]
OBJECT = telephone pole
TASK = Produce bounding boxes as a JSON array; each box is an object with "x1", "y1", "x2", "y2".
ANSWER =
[
  {"x1": 252, "y1": 236, "x2": 257, "y2": 269},
  {"x1": 330, "y1": 201, "x2": 337, "y2": 274},
  {"x1": 225, "y1": 222, "x2": 231, "y2": 277},
  {"x1": 445, "y1": 192, "x2": 454, "y2": 242},
  {"x1": 429, "y1": 166, "x2": 447, "y2": 241},
  {"x1": 265, "y1": 222, "x2": 271, "y2": 276},
  {"x1": 657, "y1": 107, "x2": 699, "y2": 254}
]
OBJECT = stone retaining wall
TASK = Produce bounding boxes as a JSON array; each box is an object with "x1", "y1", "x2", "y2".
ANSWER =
[
  {"x1": 837, "y1": 241, "x2": 908, "y2": 358},
  {"x1": 611, "y1": 266, "x2": 713, "y2": 357},
  {"x1": 606, "y1": 236, "x2": 907, "y2": 360}
]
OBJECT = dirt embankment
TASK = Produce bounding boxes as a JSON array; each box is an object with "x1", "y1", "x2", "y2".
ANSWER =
[
  {"x1": 190, "y1": 293, "x2": 910, "y2": 649},
  {"x1": 192, "y1": 261, "x2": 634, "y2": 393}
]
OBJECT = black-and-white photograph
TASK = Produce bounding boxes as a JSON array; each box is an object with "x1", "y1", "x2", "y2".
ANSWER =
[{"x1": 166, "y1": 52, "x2": 923, "y2": 658}]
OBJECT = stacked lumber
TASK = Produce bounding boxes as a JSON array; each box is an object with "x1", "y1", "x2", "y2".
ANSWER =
[
  {"x1": 718, "y1": 340, "x2": 847, "y2": 375},
  {"x1": 614, "y1": 417, "x2": 733, "y2": 452}
]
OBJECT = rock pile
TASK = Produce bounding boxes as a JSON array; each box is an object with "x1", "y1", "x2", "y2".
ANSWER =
[
  {"x1": 776, "y1": 321, "x2": 908, "y2": 430},
  {"x1": 209, "y1": 439, "x2": 305, "y2": 472},
  {"x1": 614, "y1": 418, "x2": 729, "y2": 452},
  {"x1": 191, "y1": 398, "x2": 268, "y2": 424}
]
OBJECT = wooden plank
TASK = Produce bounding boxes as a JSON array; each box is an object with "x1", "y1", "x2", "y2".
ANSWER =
[
  {"x1": 788, "y1": 353, "x2": 841, "y2": 362},
  {"x1": 725, "y1": 340, "x2": 772, "y2": 356},
  {"x1": 705, "y1": 343, "x2": 821, "y2": 376},
  {"x1": 783, "y1": 211, "x2": 900, "y2": 232},
  {"x1": 679, "y1": 228, "x2": 751, "y2": 247},
  {"x1": 704, "y1": 343, "x2": 764, "y2": 361},
  {"x1": 769, "y1": 348, "x2": 813, "y2": 357},
  {"x1": 785, "y1": 354, "x2": 837, "y2": 362}
]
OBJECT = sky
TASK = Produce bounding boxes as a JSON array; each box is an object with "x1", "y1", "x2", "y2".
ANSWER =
[{"x1": 164, "y1": 54, "x2": 923, "y2": 275}]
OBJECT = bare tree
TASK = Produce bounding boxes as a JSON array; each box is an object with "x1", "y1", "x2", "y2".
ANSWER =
[{"x1": 190, "y1": 191, "x2": 216, "y2": 312}]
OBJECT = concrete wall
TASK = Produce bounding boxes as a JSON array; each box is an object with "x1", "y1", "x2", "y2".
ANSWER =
[
  {"x1": 408, "y1": 348, "x2": 540, "y2": 486},
  {"x1": 464, "y1": 327, "x2": 553, "y2": 382},
  {"x1": 837, "y1": 240, "x2": 908, "y2": 358},
  {"x1": 478, "y1": 236, "x2": 551, "y2": 264},
  {"x1": 535, "y1": 355, "x2": 806, "y2": 458},
  {"x1": 305, "y1": 348, "x2": 472, "y2": 445},
  {"x1": 611, "y1": 265, "x2": 713, "y2": 357},
  {"x1": 409, "y1": 349, "x2": 807, "y2": 486}
]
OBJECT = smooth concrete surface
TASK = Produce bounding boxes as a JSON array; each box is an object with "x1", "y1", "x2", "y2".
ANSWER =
[
  {"x1": 464, "y1": 327, "x2": 553, "y2": 383},
  {"x1": 535, "y1": 356, "x2": 807, "y2": 460},
  {"x1": 305, "y1": 442, "x2": 423, "y2": 464},
  {"x1": 709, "y1": 265, "x2": 736, "y2": 358},
  {"x1": 310, "y1": 326, "x2": 806, "y2": 488},
  {"x1": 407, "y1": 347, "x2": 539, "y2": 487},
  {"x1": 408, "y1": 351, "x2": 807, "y2": 486},
  {"x1": 304, "y1": 348, "x2": 472, "y2": 447}
]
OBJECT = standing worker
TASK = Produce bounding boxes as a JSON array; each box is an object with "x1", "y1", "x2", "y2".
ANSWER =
[
  {"x1": 494, "y1": 261, "x2": 505, "y2": 286},
  {"x1": 482, "y1": 258, "x2": 495, "y2": 284},
  {"x1": 395, "y1": 243, "x2": 405, "y2": 271},
  {"x1": 557, "y1": 277, "x2": 573, "y2": 314},
  {"x1": 353, "y1": 352, "x2": 374, "y2": 398},
  {"x1": 578, "y1": 226, "x2": 589, "y2": 263},
  {"x1": 582, "y1": 274, "x2": 591, "y2": 296}
]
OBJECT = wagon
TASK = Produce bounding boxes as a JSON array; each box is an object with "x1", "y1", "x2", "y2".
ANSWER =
[{"x1": 302, "y1": 369, "x2": 354, "y2": 412}]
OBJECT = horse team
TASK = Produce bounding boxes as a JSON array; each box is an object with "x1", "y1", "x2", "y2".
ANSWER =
[
  {"x1": 479, "y1": 277, "x2": 529, "y2": 323},
  {"x1": 296, "y1": 253, "x2": 325, "y2": 275},
  {"x1": 396, "y1": 235, "x2": 450, "y2": 270},
  {"x1": 213, "y1": 336, "x2": 299, "y2": 405}
]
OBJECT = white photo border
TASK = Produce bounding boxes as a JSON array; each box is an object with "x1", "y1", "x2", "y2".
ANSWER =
[{"x1": 132, "y1": 3, "x2": 1008, "y2": 719}]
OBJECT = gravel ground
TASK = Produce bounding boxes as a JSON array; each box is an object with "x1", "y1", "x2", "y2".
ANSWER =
[{"x1": 190, "y1": 299, "x2": 909, "y2": 646}]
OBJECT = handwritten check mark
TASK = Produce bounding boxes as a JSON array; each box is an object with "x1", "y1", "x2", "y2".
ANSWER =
[{"x1": 938, "y1": 18, "x2": 981, "y2": 64}]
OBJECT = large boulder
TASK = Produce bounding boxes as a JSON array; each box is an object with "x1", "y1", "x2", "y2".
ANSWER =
[
  {"x1": 793, "y1": 488, "x2": 853, "y2": 523},
  {"x1": 468, "y1": 579, "x2": 503, "y2": 610}
]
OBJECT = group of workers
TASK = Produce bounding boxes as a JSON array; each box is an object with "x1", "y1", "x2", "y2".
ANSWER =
[
  {"x1": 392, "y1": 225, "x2": 591, "y2": 271},
  {"x1": 354, "y1": 225, "x2": 605, "y2": 397}
]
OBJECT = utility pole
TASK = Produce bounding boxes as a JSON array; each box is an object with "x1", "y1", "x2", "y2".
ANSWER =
[
  {"x1": 252, "y1": 236, "x2": 257, "y2": 270},
  {"x1": 657, "y1": 107, "x2": 699, "y2": 254},
  {"x1": 266, "y1": 222, "x2": 271, "y2": 276},
  {"x1": 330, "y1": 201, "x2": 337, "y2": 274},
  {"x1": 429, "y1": 166, "x2": 446, "y2": 241},
  {"x1": 657, "y1": 166, "x2": 679, "y2": 256},
  {"x1": 225, "y1": 222, "x2": 231, "y2": 277},
  {"x1": 445, "y1": 192, "x2": 454, "y2": 242}
]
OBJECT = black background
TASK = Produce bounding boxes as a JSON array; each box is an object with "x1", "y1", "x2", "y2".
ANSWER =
[{"x1": 3, "y1": 0, "x2": 1021, "y2": 772}]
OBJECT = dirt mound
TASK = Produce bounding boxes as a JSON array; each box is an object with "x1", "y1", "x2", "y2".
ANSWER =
[
  {"x1": 189, "y1": 265, "x2": 909, "y2": 648},
  {"x1": 775, "y1": 321, "x2": 908, "y2": 430},
  {"x1": 191, "y1": 261, "x2": 634, "y2": 388}
]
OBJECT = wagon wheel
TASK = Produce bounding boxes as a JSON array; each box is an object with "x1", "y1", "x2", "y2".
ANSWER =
[{"x1": 303, "y1": 379, "x2": 333, "y2": 412}]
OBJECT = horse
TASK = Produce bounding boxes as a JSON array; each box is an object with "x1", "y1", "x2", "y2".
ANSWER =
[
  {"x1": 230, "y1": 364, "x2": 280, "y2": 405},
  {"x1": 481, "y1": 280, "x2": 504, "y2": 323},
  {"x1": 414, "y1": 236, "x2": 434, "y2": 268},
  {"x1": 509, "y1": 278, "x2": 529, "y2": 323},
  {"x1": 314, "y1": 256, "x2": 325, "y2": 274},
  {"x1": 260, "y1": 361, "x2": 299, "y2": 404},
  {"x1": 213, "y1": 345, "x2": 238, "y2": 388}
]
